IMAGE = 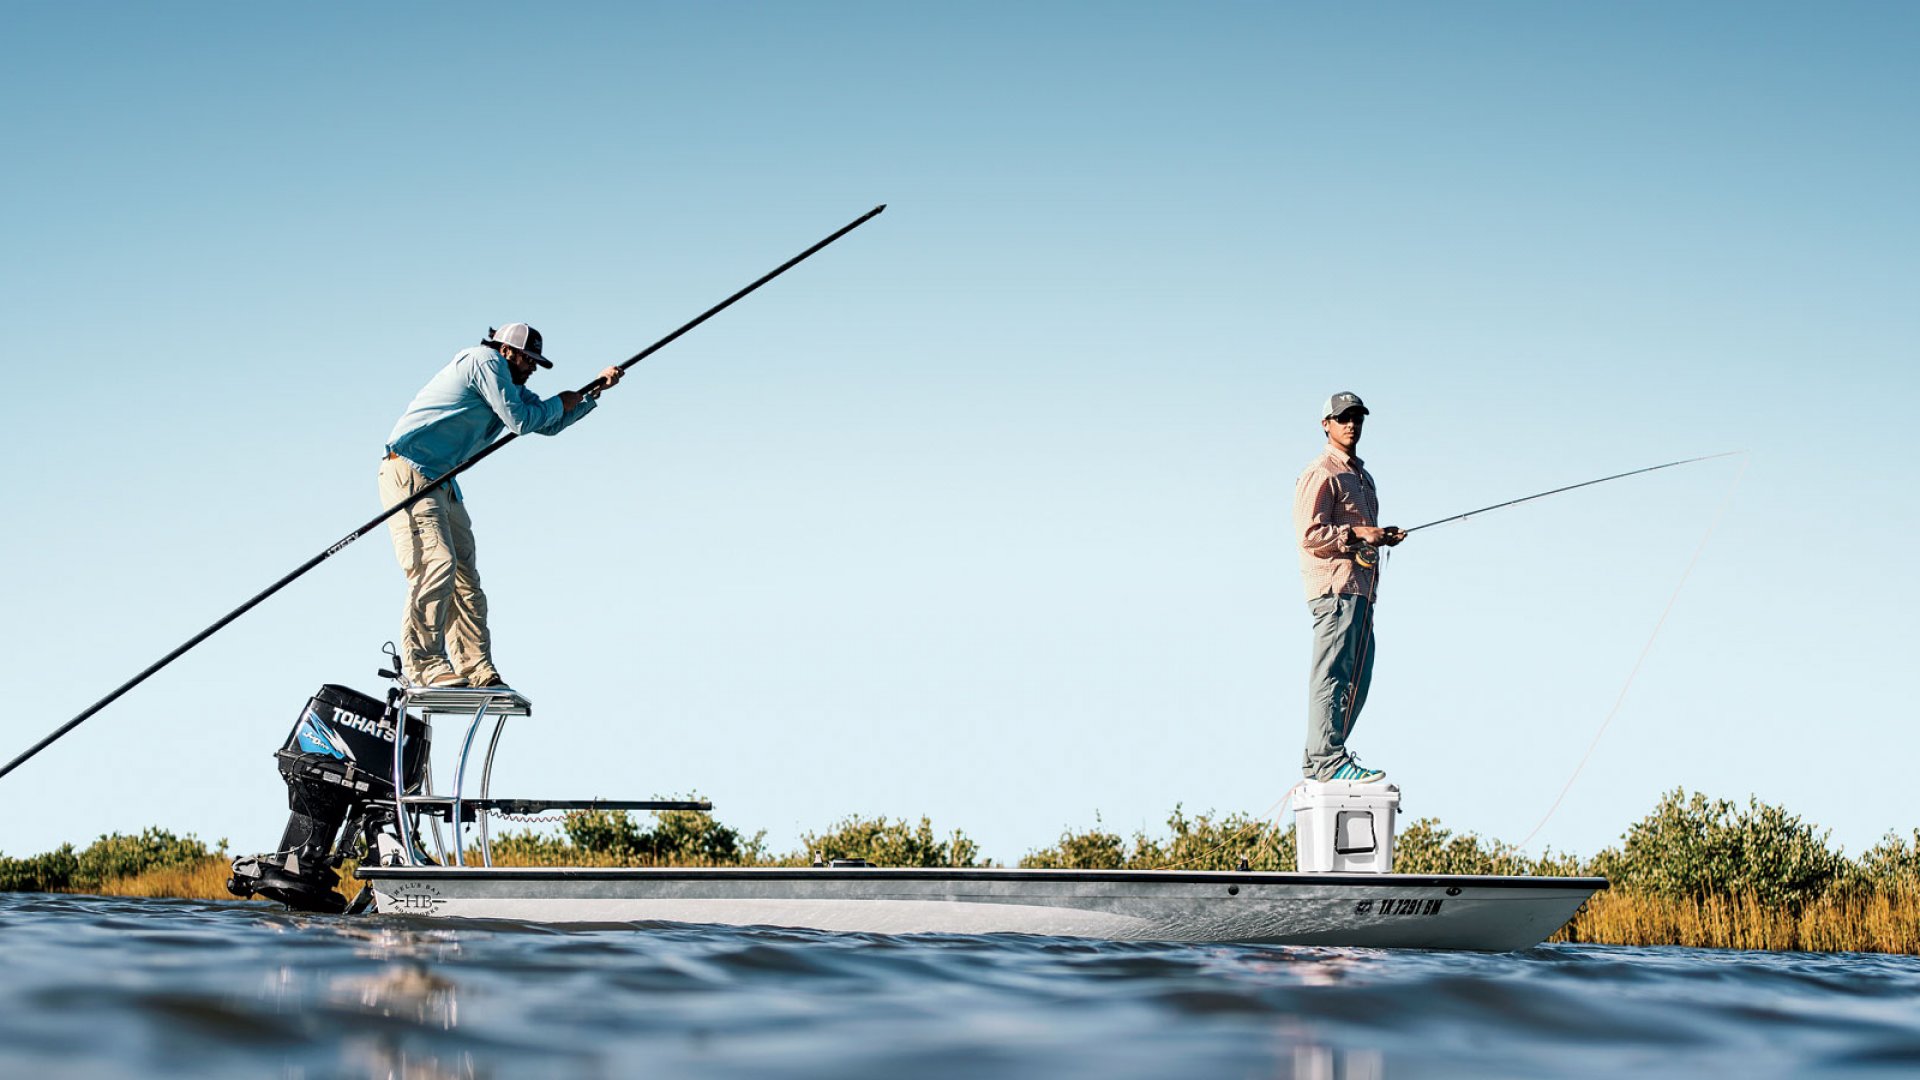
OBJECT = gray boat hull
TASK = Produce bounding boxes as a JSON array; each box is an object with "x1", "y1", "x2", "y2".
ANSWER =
[{"x1": 357, "y1": 866, "x2": 1605, "y2": 952}]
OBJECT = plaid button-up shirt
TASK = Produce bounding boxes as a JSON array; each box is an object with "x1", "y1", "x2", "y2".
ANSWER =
[{"x1": 1293, "y1": 445, "x2": 1381, "y2": 601}]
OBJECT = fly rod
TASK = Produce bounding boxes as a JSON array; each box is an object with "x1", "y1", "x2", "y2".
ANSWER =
[
  {"x1": 1403, "y1": 450, "x2": 1745, "y2": 535},
  {"x1": 1352, "y1": 449, "x2": 1744, "y2": 568},
  {"x1": 0, "y1": 204, "x2": 888, "y2": 782}
]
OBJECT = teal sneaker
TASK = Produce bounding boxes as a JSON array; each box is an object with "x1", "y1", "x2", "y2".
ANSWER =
[{"x1": 1328, "y1": 759, "x2": 1386, "y2": 783}]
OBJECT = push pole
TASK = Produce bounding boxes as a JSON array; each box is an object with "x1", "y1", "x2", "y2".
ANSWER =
[{"x1": 0, "y1": 204, "x2": 888, "y2": 782}]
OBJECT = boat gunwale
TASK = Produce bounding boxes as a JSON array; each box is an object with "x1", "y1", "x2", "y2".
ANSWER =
[{"x1": 355, "y1": 866, "x2": 1609, "y2": 891}]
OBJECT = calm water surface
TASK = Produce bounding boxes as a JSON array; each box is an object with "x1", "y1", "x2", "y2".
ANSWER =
[{"x1": 2, "y1": 892, "x2": 1916, "y2": 1078}]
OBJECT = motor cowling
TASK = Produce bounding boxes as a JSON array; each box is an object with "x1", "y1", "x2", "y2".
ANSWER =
[{"x1": 228, "y1": 684, "x2": 428, "y2": 913}]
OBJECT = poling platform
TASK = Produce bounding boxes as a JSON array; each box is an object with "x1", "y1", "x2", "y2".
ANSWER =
[{"x1": 382, "y1": 687, "x2": 706, "y2": 867}]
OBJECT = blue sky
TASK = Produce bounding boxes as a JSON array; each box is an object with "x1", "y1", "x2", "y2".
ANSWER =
[{"x1": 2, "y1": 2, "x2": 1914, "y2": 866}]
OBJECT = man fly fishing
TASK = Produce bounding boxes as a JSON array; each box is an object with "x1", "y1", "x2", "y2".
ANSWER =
[
  {"x1": 380, "y1": 323, "x2": 624, "y2": 689},
  {"x1": 1293, "y1": 391, "x2": 1404, "y2": 783}
]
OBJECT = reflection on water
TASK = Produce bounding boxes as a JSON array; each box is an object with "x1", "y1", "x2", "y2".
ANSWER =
[
  {"x1": 3, "y1": 892, "x2": 1918, "y2": 1078},
  {"x1": 1294, "y1": 1045, "x2": 1384, "y2": 1080},
  {"x1": 348, "y1": 1038, "x2": 476, "y2": 1080},
  {"x1": 1280, "y1": 951, "x2": 1369, "y2": 987},
  {"x1": 329, "y1": 928, "x2": 473, "y2": 1078},
  {"x1": 333, "y1": 964, "x2": 460, "y2": 1027}
]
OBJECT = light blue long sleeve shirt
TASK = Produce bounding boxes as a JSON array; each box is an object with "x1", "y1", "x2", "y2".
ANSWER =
[{"x1": 384, "y1": 346, "x2": 596, "y2": 497}]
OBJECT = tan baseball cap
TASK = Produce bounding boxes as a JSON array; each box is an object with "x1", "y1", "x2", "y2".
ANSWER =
[
  {"x1": 482, "y1": 323, "x2": 553, "y2": 368},
  {"x1": 1321, "y1": 391, "x2": 1368, "y2": 420}
]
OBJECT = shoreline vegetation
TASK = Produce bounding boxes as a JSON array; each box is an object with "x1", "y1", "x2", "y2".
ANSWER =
[{"x1": 5, "y1": 788, "x2": 1916, "y2": 954}]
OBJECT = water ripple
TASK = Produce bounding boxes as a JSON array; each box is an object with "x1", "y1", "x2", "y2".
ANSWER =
[{"x1": 1, "y1": 893, "x2": 1916, "y2": 1077}]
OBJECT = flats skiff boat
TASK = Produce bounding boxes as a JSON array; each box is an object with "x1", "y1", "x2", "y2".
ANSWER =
[{"x1": 229, "y1": 680, "x2": 1604, "y2": 952}]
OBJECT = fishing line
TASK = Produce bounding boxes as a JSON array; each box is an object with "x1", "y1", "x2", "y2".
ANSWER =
[{"x1": 1512, "y1": 451, "x2": 1750, "y2": 851}]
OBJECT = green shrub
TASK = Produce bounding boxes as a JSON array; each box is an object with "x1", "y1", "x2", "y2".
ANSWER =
[
  {"x1": 73, "y1": 829, "x2": 220, "y2": 888},
  {"x1": 487, "y1": 830, "x2": 577, "y2": 864},
  {"x1": 556, "y1": 798, "x2": 766, "y2": 866},
  {"x1": 800, "y1": 815, "x2": 981, "y2": 868},
  {"x1": 1128, "y1": 806, "x2": 1297, "y2": 872},
  {"x1": 649, "y1": 806, "x2": 767, "y2": 864},
  {"x1": 0, "y1": 844, "x2": 81, "y2": 892},
  {"x1": 1842, "y1": 830, "x2": 1920, "y2": 894},
  {"x1": 1020, "y1": 821, "x2": 1129, "y2": 869},
  {"x1": 1395, "y1": 818, "x2": 1540, "y2": 876},
  {"x1": 0, "y1": 830, "x2": 218, "y2": 893},
  {"x1": 562, "y1": 809, "x2": 648, "y2": 859},
  {"x1": 1591, "y1": 789, "x2": 1844, "y2": 908}
]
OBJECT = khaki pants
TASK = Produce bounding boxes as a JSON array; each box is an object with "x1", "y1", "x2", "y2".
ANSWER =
[{"x1": 378, "y1": 456, "x2": 498, "y2": 685}]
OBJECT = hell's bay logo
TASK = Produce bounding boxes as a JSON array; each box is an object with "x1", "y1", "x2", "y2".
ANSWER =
[{"x1": 387, "y1": 882, "x2": 446, "y2": 915}]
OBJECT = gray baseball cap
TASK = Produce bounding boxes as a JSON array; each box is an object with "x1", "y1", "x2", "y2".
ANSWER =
[
  {"x1": 1322, "y1": 391, "x2": 1369, "y2": 420},
  {"x1": 482, "y1": 323, "x2": 553, "y2": 368}
]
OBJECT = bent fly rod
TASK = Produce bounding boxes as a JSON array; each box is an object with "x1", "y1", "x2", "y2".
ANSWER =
[
  {"x1": 0, "y1": 204, "x2": 888, "y2": 782},
  {"x1": 1352, "y1": 450, "x2": 1743, "y2": 567},
  {"x1": 1402, "y1": 450, "x2": 1745, "y2": 535}
]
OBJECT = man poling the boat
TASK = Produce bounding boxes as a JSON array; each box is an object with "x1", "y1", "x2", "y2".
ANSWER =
[
  {"x1": 380, "y1": 324, "x2": 624, "y2": 689},
  {"x1": 1293, "y1": 392, "x2": 1404, "y2": 784},
  {"x1": 0, "y1": 204, "x2": 887, "y2": 783}
]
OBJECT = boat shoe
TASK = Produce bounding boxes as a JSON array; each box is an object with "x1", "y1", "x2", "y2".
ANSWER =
[{"x1": 1328, "y1": 758, "x2": 1386, "y2": 783}]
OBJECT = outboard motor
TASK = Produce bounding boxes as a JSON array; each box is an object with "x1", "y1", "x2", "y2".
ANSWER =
[{"x1": 228, "y1": 683, "x2": 429, "y2": 913}]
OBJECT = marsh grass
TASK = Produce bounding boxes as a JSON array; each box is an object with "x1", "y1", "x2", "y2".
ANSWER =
[
  {"x1": 20, "y1": 788, "x2": 1920, "y2": 954},
  {"x1": 86, "y1": 856, "x2": 239, "y2": 900},
  {"x1": 76, "y1": 855, "x2": 360, "y2": 908},
  {"x1": 1557, "y1": 887, "x2": 1920, "y2": 953}
]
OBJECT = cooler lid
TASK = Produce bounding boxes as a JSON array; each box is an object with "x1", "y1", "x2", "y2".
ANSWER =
[{"x1": 1292, "y1": 780, "x2": 1401, "y2": 809}]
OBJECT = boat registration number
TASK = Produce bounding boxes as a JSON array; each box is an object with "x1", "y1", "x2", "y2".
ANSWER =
[{"x1": 1354, "y1": 898, "x2": 1444, "y2": 916}]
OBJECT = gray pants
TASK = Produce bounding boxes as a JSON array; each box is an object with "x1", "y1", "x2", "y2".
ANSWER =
[{"x1": 1302, "y1": 592, "x2": 1375, "y2": 779}]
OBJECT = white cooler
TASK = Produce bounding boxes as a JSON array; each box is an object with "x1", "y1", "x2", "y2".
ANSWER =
[{"x1": 1294, "y1": 780, "x2": 1401, "y2": 873}]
